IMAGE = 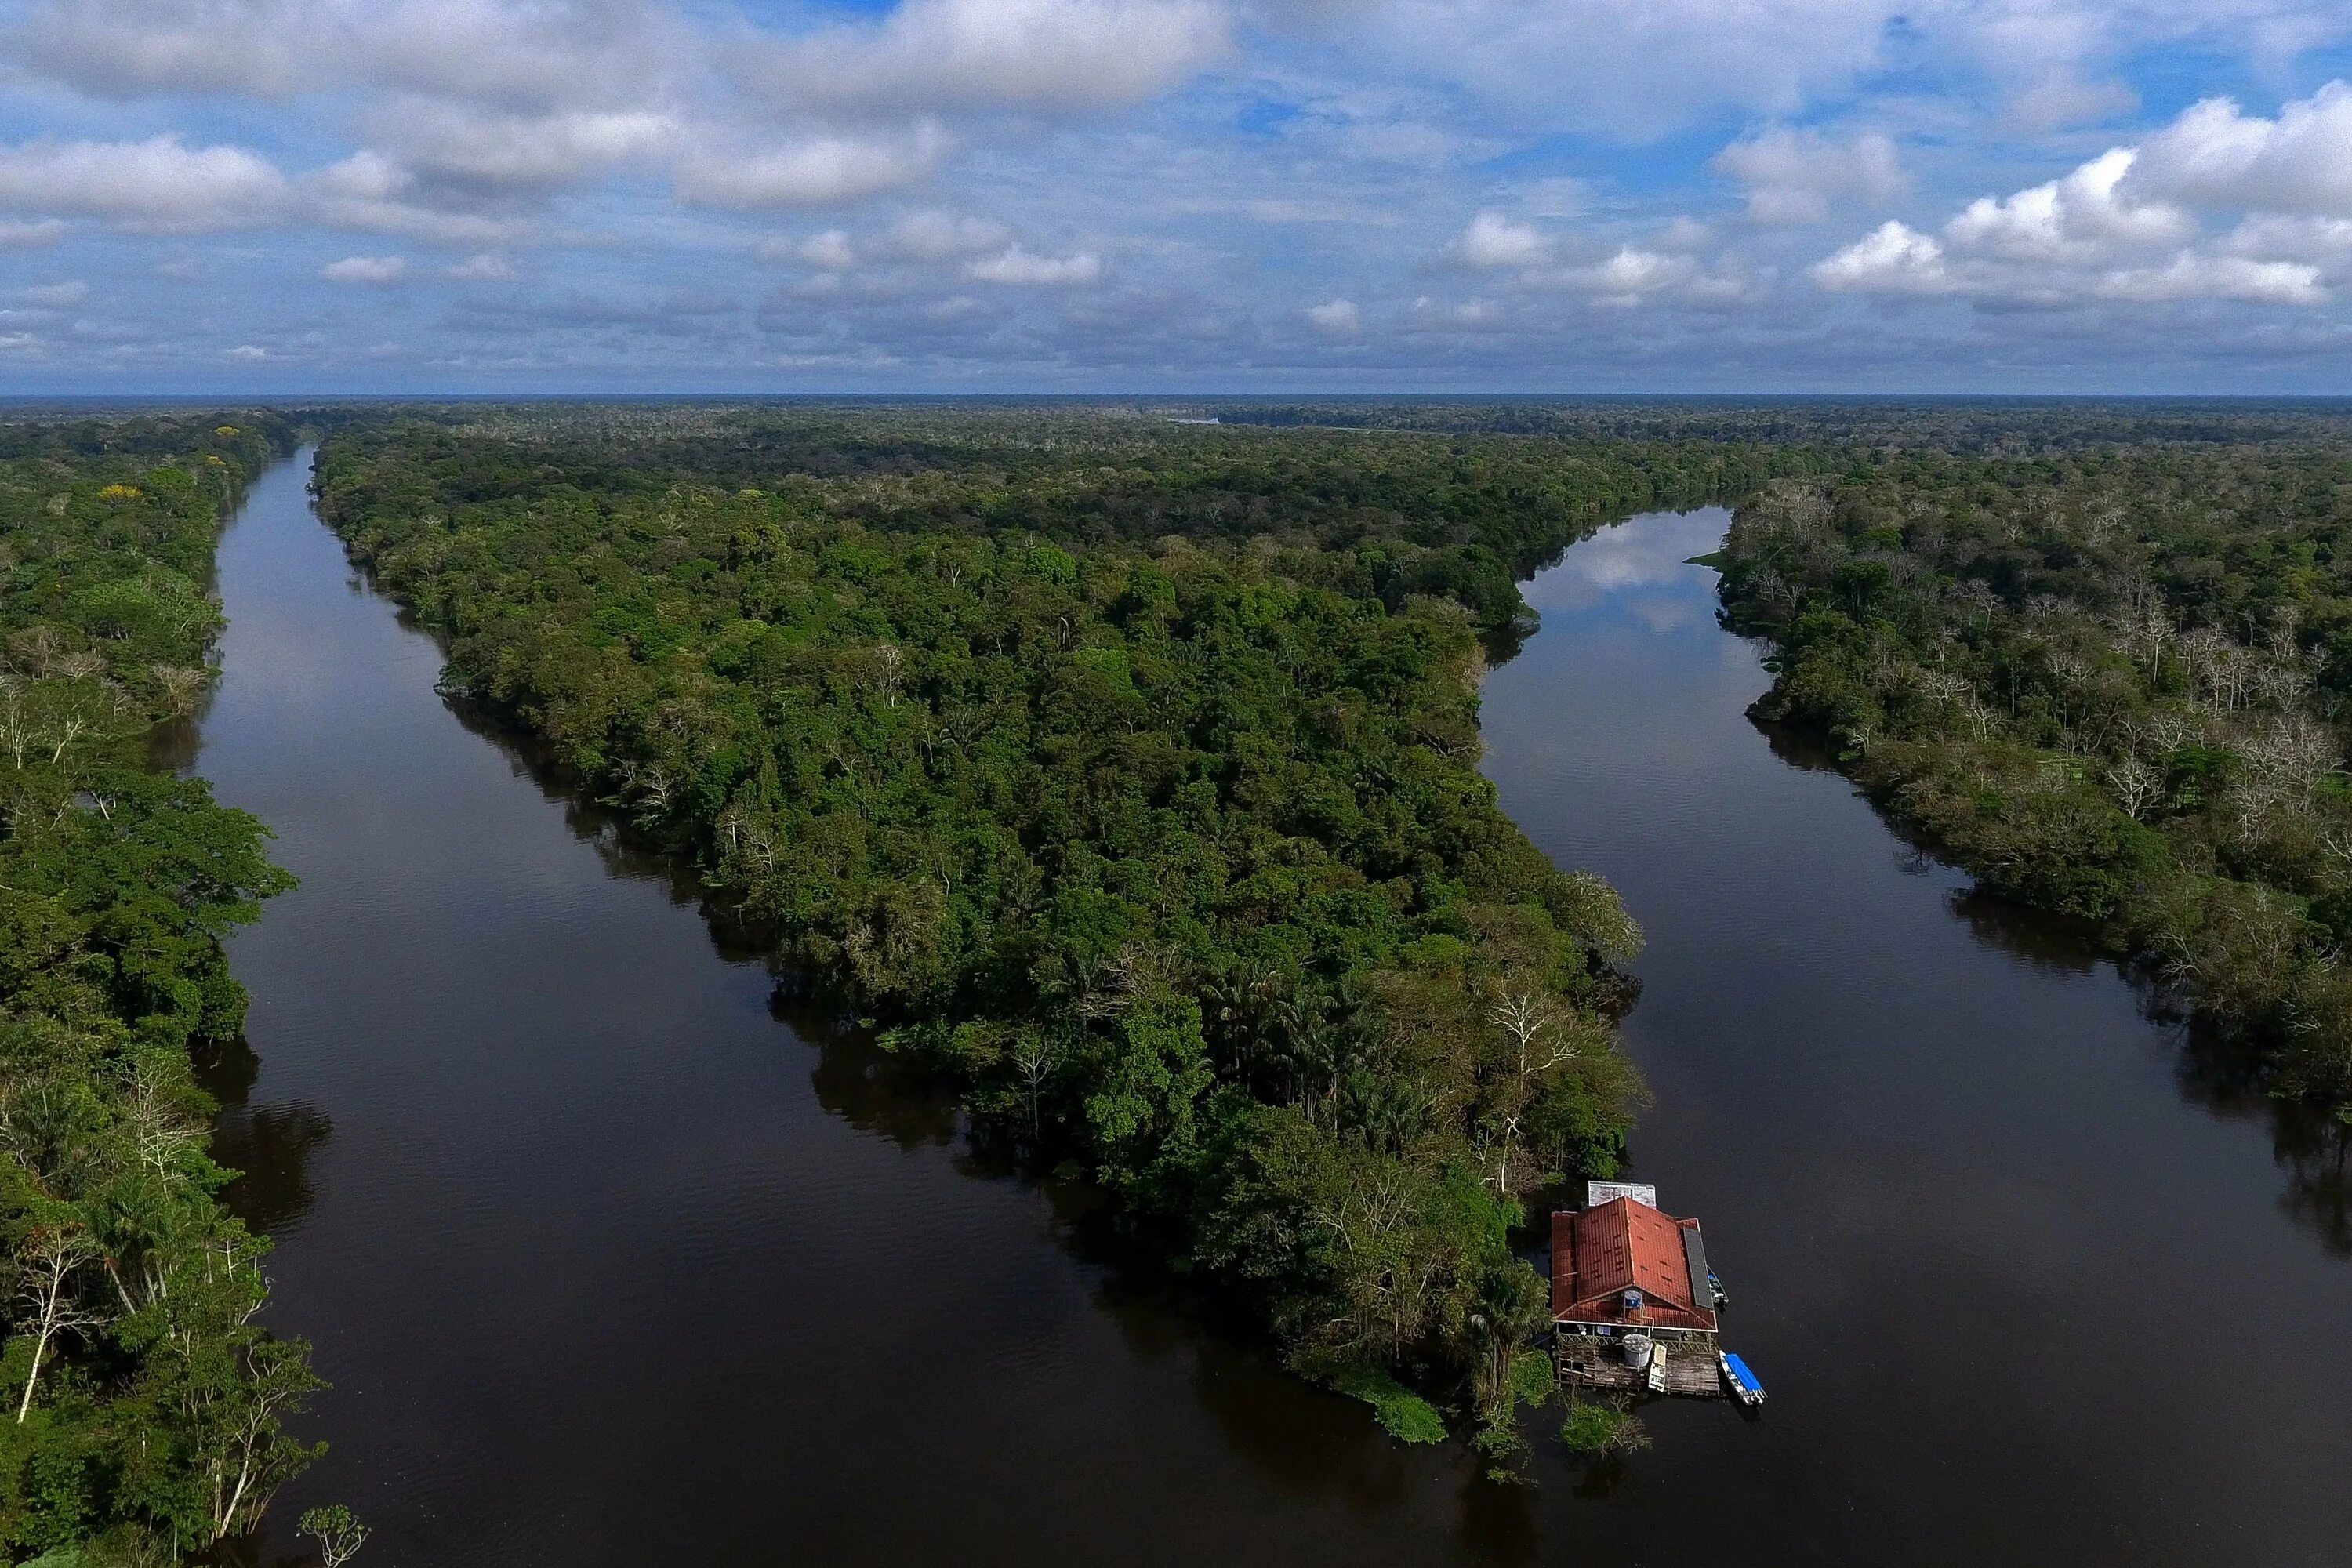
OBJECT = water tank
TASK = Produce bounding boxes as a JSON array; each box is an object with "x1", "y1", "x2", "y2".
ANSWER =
[{"x1": 1621, "y1": 1333, "x2": 1653, "y2": 1369}]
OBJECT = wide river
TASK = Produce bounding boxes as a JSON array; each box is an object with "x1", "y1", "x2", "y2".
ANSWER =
[{"x1": 194, "y1": 455, "x2": 2352, "y2": 1565}]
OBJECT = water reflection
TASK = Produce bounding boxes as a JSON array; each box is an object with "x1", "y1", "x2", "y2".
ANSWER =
[
  {"x1": 2175, "y1": 1033, "x2": 2352, "y2": 1257},
  {"x1": 196, "y1": 1033, "x2": 336, "y2": 1237},
  {"x1": 215, "y1": 1100, "x2": 336, "y2": 1235},
  {"x1": 2278, "y1": 1118, "x2": 2352, "y2": 1254}
]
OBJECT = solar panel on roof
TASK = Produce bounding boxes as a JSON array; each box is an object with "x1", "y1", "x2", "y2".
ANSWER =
[{"x1": 1682, "y1": 1225, "x2": 1710, "y2": 1311}]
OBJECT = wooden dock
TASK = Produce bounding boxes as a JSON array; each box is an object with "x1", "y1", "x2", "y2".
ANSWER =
[{"x1": 1555, "y1": 1334, "x2": 1726, "y2": 1399}]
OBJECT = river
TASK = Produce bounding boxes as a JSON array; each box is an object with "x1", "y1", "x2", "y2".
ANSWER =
[{"x1": 194, "y1": 456, "x2": 2352, "y2": 1565}]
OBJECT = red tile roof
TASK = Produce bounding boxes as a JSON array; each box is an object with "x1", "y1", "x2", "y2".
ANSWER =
[{"x1": 1551, "y1": 1198, "x2": 1717, "y2": 1333}]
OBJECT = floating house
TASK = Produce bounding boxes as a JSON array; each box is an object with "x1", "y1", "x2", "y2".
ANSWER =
[{"x1": 1552, "y1": 1182, "x2": 1724, "y2": 1397}]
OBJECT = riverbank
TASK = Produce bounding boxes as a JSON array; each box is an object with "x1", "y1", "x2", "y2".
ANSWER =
[{"x1": 0, "y1": 418, "x2": 317, "y2": 1563}]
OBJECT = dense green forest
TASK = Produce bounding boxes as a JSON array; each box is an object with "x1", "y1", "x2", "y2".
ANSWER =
[
  {"x1": 313, "y1": 403, "x2": 1803, "y2": 646},
  {"x1": 1717, "y1": 444, "x2": 2352, "y2": 1109},
  {"x1": 0, "y1": 414, "x2": 321, "y2": 1562},
  {"x1": 308, "y1": 405, "x2": 1798, "y2": 1459},
  {"x1": 1207, "y1": 397, "x2": 2352, "y2": 453}
]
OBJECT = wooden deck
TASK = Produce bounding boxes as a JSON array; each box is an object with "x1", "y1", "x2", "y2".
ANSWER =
[{"x1": 1555, "y1": 1333, "x2": 1726, "y2": 1399}]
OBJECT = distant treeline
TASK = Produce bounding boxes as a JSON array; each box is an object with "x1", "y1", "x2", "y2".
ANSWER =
[
  {"x1": 315, "y1": 405, "x2": 1807, "y2": 644},
  {"x1": 0, "y1": 413, "x2": 319, "y2": 1562},
  {"x1": 1206, "y1": 397, "x2": 2352, "y2": 454},
  {"x1": 1717, "y1": 441, "x2": 2352, "y2": 1104},
  {"x1": 307, "y1": 405, "x2": 1803, "y2": 1465}
]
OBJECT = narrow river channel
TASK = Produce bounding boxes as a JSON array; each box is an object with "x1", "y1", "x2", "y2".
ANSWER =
[{"x1": 194, "y1": 456, "x2": 2351, "y2": 1565}]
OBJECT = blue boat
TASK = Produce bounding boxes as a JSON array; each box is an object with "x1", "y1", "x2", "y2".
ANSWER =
[{"x1": 1719, "y1": 1351, "x2": 1766, "y2": 1406}]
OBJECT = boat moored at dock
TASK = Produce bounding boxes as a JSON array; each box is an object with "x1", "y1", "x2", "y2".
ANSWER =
[{"x1": 1720, "y1": 1352, "x2": 1766, "y2": 1407}]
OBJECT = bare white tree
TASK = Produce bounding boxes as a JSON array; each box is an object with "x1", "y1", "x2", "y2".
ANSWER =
[
  {"x1": 150, "y1": 663, "x2": 209, "y2": 717},
  {"x1": 1914, "y1": 667, "x2": 1970, "y2": 708},
  {"x1": 1009, "y1": 1032, "x2": 1066, "y2": 1138},
  {"x1": 12, "y1": 1221, "x2": 105, "y2": 1423},
  {"x1": 299, "y1": 1505, "x2": 371, "y2": 1568},
  {"x1": 0, "y1": 677, "x2": 31, "y2": 769},
  {"x1": 1482, "y1": 987, "x2": 1597, "y2": 1196},
  {"x1": 125, "y1": 1068, "x2": 201, "y2": 1179},
  {"x1": 869, "y1": 641, "x2": 905, "y2": 708},
  {"x1": 2106, "y1": 757, "x2": 2162, "y2": 821}
]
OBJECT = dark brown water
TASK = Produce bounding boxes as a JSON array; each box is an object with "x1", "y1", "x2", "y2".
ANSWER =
[{"x1": 198, "y1": 458, "x2": 2351, "y2": 1566}]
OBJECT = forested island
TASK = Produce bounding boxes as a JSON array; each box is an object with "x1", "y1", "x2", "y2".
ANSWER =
[
  {"x1": 0, "y1": 414, "x2": 324, "y2": 1561},
  {"x1": 307, "y1": 405, "x2": 1802, "y2": 1466}
]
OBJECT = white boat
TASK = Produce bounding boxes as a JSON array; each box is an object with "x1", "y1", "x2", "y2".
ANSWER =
[{"x1": 1719, "y1": 1350, "x2": 1766, "y2": 1406}]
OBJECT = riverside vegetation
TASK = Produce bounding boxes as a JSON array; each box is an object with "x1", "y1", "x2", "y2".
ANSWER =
[
  {"x1": 1717, "y1": 445, "x2": 2352, "y2": 1110},
  {"x1": 310, "y1": 405, "x2": 1797, "y2": 1467},
  {"x1": 0, "y1": 414, "x2": 334, "y2": 1562},
  {"x1": 18, "y1": 394, "x2": 2339, "y2": 1548}
]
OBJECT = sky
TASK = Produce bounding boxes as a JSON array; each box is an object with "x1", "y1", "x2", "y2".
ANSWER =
[{"x1": 2, "y1": 1, "x2": 2352, "y2": 393}]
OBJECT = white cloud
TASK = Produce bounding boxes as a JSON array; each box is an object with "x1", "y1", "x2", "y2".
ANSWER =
[
  {"x1": 2094, "y1": 252, "x2": 2325, "y2": 305},
  {"x1": 13, "y1": 0, "x2": 687, "y2": 109},
  {"x1": 0, "y1": 218, "x2": 66, "y2": 249},
  {"x1": 1714, "y1": 127, "x2": 1904, "y2": 224},
  {"x1": 2128, "y1": 81, "x2": 2352, "y2": 217},
  {"x1": 222, "y1": 343, "x2": 270, "y2": 359},
  {"x1": 760, "y1": 212, "x2": 1027, "y2": 274},
  {"x1": 965, "y1": 244, "x2": 1102, "y2": 285},
  {"x1": 2227, "y1": 214, "x2": 2352, "y2": 260},
  {"x1": 1946, "y1": 148, "x2": 2191, "y2": 262},
  {"x1": 1438, "y1": 209, "x2": 1742, "y2": 305},
  {"x1": 15, "y1": 0, "x2": 314, "y2": 99},
  {"x1": 373, "y1": 104, "x2": 675, "y2": 191},
  {"x1": 1814, "y1": 86, "x2": 2352, "y2": 309},
  {"x1": 1409, "y1": 294, "x2": 1504, "y2": 328},
  {"x1": 1530, "y1": 245, "x2": 1709, "y2": 305},
  {"x1": 5, "y1": 2, "x2": 2352, "y2": 384},
  {"x1": 792, "y1": 230, "x2": 858, "y2": 270},
  {"x1": 1307, "y1": 297, "x2": 1362, "y2": 333},
  {"x1": 1449, "y1": 210, "x2": 1548, "y2": 269},
  {"x1": 306, "y1": 151, "x2": 529, "y2": 246},
  {"x1": 0, "y1": 135, "x2": 289, "y2": 233},
  {"x1": 1814, "y1": 220, "x2": 1952, "y2": 294},
  {"x1": 749, "y1": 0, "x2": 1231, "y2": 115},
  {"x1": 311, "y1": 149, "x2": 405, "y2": 204},
  {"x1": 676, "y1": 130, "x2": 946, "y2": 209},
  {"x1": 1270, "y1": 0, "x2": 2352, "y2": 146},
  {"x1": 447, "y1": 252, "x2": 515, "y2": 280},
  {"x1": 321, "y1": 254, "x2": 409, "y2": 283}
]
